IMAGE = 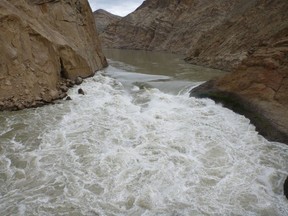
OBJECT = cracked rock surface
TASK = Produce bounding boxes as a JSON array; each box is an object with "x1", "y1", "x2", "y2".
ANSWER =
[{"x1": 0, "y1": 0, "x2": 107, "y2": 111}]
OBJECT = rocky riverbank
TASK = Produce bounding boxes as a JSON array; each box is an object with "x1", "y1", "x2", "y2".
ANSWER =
[
  {"x1": 97, "y1": 0, "x2": 288, "y2": 144},
  {"x1": 191, "y1": 32, "x2": 288, "y2": 144},
  {"x1": 0, "y1": 0, "x2": 107, "y2": 111}
]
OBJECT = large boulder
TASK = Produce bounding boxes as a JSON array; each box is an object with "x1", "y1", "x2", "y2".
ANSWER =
[{"x1": 0, "y1": 0, "x2": 107, "y2": 110}]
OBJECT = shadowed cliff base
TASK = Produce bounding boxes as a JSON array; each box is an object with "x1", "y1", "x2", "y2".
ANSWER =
[{"x1": 190, "y1": 81, "x2": 288, "y2": 144}]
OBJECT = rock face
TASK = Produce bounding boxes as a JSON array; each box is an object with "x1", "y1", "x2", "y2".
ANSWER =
[
  {"x1": 191, "y1": 30, "x2": 288, "y2": 144},
  {"x1": 101, "y1": 0, "x2": 288, "y2": 70},
  {"x1": 0, "y1": 0, "x2": 107, "y2": 110},
  {"x1": 93, "y1": 9, "x2": 121, "y2": 33},
  {"x1": 100, "y1": 0, "x2": 288, "y2": 144}
]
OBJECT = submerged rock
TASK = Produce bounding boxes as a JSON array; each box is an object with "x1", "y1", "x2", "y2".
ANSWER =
[
  {"x1": 78, "y1": 88, "x2": 85, "y2": 95},
  {"x1": 133, "y1": 82, "x2": 154, "y2": 90}
]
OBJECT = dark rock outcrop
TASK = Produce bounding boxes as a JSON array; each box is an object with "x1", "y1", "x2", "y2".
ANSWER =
[
  {"x1": 284, "y1": 177, "x2": 288, "y2": 199},
  {"x1": 78, "y1": 88, "x2": 85, "y2": 95},
  {"x1": 93, "y1": 9, "x2": 121, "y2": 33},
  {"x1": 0, "y1": 0, "x2": 108, "y2": 111}
]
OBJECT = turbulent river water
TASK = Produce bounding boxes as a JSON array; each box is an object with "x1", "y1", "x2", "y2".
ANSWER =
[{"x1": 0, "y1": 49, "x2": 288, "y2": 215}]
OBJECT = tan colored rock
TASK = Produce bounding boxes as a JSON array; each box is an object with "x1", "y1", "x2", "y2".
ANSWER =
[
  {"x1": 191, "y1": 33, "x2": 288, "y2": 144},
  {"x1": 0, "y1": 0, "x2": 108, "y2": 110},
  {"x1": 93, "y1": 9, "x2": 121, "y2": 33},
  {"x1": 101, "y1": 0, "x2": 288, "y2": 70}
]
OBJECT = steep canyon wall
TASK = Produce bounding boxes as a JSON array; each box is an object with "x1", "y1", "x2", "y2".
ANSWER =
[
  {"x1": 191, "y1": 30, "x2": 288, "y2": 144},
  {"x1": 99, "y1": 0, "x2": 288, "y2": 143},
  {"x1": 0, "y1": 0, "x2": 107, "y2": 110},
  {"x1": 101, "y1": 0, "x2": 288, "y2": 71}
]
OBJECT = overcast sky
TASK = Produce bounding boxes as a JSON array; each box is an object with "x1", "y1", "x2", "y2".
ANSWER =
[{"x1": 88, "y1": 0, "x2": 144, "y2": 16}]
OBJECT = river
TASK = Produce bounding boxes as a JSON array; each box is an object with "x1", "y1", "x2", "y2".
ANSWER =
[{"x1": 0, "y1": 49, "x2": 287, "y2": 215}]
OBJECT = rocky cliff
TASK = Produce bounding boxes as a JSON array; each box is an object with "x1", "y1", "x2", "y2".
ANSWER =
[
  {"x1": 93, "y1": 9, "x2": 121, "y2": 33},
  {"x1": 99, "y1": 0, "x2": 288, "y2": 144},
  {"x1": 191, "y1": 29, "x2": 288, "y2": 144},
  {"x1": 101, "y1": 0, "x2": 288, "y2": 71},
  {"x1": 0, "y1": 0, "x2": 107, "y2": 110}
]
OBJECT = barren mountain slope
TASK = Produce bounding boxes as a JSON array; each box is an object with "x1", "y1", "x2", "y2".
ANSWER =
[
  {"x1": 93, "y1": 9, "x2": 121, "y2": 33},
  {"x1": 101, "y1": 0, "x2": 288, "y2": 70}
]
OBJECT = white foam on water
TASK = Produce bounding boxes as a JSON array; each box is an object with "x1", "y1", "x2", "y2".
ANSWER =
[{"x1": 0, "y1": 73, "x2": 288, "y2": 216}]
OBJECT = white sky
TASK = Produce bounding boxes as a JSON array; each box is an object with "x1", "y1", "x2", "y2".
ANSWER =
[{"x1": 88, "y1": 0, "x2": 144, "y2": 16}]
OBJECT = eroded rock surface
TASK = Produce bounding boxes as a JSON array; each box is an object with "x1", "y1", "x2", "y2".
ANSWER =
[
  {"x1": 93, "y1": 9, "x2": 121, "y2": 33},
  {"x1": 0, "y1": 0, "x2": 107, "y2": 110},
  {"x1": 101, "y1": 0, "x2": 288, "y2": 71},
  {"x1": 191, "y1": 31, "x2": 288, "y2": 144}
]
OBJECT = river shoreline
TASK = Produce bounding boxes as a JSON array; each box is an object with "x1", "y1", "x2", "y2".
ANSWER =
[{"x1": 190, "y1": 83, "x2": 288, "y2": 145}]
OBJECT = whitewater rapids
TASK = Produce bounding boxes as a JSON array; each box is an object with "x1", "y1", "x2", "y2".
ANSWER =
[{"x1": 0, "y1": 65, "x2": 288, "y2": 215}]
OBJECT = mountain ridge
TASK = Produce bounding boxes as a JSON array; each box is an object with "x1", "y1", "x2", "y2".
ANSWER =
[{"x1": 93, "y1": 9, "x2": 121, "y2": 33}]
